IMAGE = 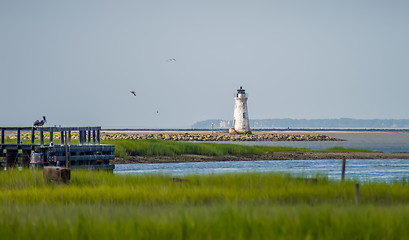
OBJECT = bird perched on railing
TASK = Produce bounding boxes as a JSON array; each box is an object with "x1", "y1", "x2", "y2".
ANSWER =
[{"x1": 33, "y1": 116, "x2": 47, "y2": 127}]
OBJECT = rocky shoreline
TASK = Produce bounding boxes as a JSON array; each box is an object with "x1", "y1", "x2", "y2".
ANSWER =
[
  {"x1": 112, "y1": 152, "x2": 409, "y2": 164},
  {"x1": 6, "y1": 132, "x2": 342, "y2": 142},
  {"x1": 101, "y1": 133, "x2": 343, "y2": 142}
]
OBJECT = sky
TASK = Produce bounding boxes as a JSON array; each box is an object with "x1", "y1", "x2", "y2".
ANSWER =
[{"x1": 1, "y1": 0, "x2": 409, "y2": 128}]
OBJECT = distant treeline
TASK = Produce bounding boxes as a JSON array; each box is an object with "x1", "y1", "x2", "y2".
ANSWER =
[{"x1": 192, "y1": 118, "x2": 409, "y2": 129}]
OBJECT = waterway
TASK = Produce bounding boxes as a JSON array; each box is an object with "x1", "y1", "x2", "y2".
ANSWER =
[
  {"x1": 114, "y1": 131, "x2": 409, "y2": 182},
  {"x1": 114, "y1": 159, "x2": 409, "y2": 182}
]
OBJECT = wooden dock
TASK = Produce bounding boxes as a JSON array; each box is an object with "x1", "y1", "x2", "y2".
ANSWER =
[{"x1": 0, "y1": 126, "x2": 115, "y2": 170}]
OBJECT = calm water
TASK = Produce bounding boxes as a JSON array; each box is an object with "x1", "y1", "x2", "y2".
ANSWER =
[
  {"x1": 114, "y1": 132, "x2": 409, "y2": 182},
  {"x1": 114, "y1": 159, "x2": 409, "y2": 182}
]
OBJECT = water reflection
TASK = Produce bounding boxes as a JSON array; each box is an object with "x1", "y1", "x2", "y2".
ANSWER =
[{"x1": 115, "y1": 158, "x2": 409, "y2": 182}]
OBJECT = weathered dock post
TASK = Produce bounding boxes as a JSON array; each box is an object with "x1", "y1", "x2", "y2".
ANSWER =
[
  {"x1": 229, "y1": 86, "x2": 252, "y2": 135},
  {"x1": 87, "y1": 128, "x2": 91, "y2": 144},
  {"x1": 6, "y1": 149, "x2": 18, "y2": 168},
  {"x1": 1, "y1": 128, "x2": 4, "y2": 145},
  {"x1": 31, "y1": 128, "x2": 35, "y2": 145},
  {"x1": 17, "y1": 129, "x2": 21, "y2": 144},
  {"x1": 92, "y1": 130, "x2": 96, "y2": 144},
  {"x1": 60, "y1": 130, "x2": 64, "y2": 145},
  {"x1": 96, "y1": 129, "x2": 100, "y2": 144},
  {"x1": 22, "y1": 150, "x2": 31, "y2": 168},
  {"x1": 43, "y1": 167, "x2": 71, "y2": 184},
  {"x1": 40, "y1": 129, "x2": 44, "y2": 146},
  {"x1": 341, "y1": 157, "x2": 346, "y2": 182},
  {"x1": 65, "y1": 131, "x2": 71, "y2": 169},
  {"x1": 355, "y1": 183, "x2": 360, "y2": 205},
  {"x1": 49, "y1": 128, "x2": 54, "y2": 145}
]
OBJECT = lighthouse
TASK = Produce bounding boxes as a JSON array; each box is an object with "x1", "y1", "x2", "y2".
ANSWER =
[{"x1": 229, "y1": 86, "x2": 252, "y2": 135}]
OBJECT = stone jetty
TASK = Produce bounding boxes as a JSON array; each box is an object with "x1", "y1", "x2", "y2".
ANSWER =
[{"x1": 100, "y1": 133, "x2": 343, "y2": 142}]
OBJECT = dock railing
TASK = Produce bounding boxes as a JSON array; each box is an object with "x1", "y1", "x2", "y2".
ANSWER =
[
  {"x1": 1, "y1": 127, "x2": 114, "y2": 170},
  {"x1": 0, "y1": 126, "x2": 101, "y2": 147}
]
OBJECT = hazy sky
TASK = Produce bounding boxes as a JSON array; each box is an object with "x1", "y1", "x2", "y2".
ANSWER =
[{"x1": 1, "y1": 1, "x2": 408, "y2": 128}]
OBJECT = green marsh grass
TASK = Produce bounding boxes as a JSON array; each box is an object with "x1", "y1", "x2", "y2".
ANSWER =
[
  {"x1": 1, "y1": 170, "x2": 409, "y2": 239},
  {"x1": 319, "y1": 146, "x2": 373, "y2": 153},
  {"x1": 102, "y1": 139, "x2": 371, "y2": 158}
]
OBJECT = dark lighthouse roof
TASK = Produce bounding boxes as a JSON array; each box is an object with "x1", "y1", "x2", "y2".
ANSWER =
[
  {"x1": 237, "y1": 86, "x2": 246, "y2": 94},
  {"x1": 236, "y1": 86, "x2": 247, "y2": 97}
]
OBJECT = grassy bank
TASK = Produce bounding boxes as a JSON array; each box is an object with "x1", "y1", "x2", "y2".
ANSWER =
[
  {"x1": 1, "y1": 170, "x2": 409, "y2": 239},
  {"x1": 3, "y1": 204, "x2": 409, "y2": 239},
  {"x1": 101, "y1": 139, "x2": 371, "y2": 158}
]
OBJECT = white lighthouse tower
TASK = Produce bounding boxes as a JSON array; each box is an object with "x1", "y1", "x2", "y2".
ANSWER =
[{"x1": 229, "y1": 86, "x2": 252, "y2": 135}]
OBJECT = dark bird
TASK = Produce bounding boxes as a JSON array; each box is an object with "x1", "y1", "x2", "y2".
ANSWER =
[
  {"x1": 130, "y1": 91, "x2": 136, "y2": 96},
  {"x1": 166, "y1": 58, "x2": 176, "y2": 62},
  {"x1": 33, "y1": 116, "x2": 47, "y2": 127}
]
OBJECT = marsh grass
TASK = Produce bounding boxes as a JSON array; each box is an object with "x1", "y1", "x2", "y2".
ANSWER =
[
  {"x1": 319, "y1": 146, "x2": 373, "y2": 153},
  {"x1": 2, "y1": 203, "x2": 409, "y2": 240},
  {"x1": 1, "y1": 170, "x2": 409, "y2": 239},
  {"x1": 102, "y1": 139, "x2": 370, "y2": 158},
  {"x1": 1, "y1": 169, "x2": 408, "y2": 205}
]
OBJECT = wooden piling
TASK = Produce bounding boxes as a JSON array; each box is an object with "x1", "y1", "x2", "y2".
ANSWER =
[
  {"x1": 49, "y1": 128, "x2": 53, "y2": 144},
  {"x1": 31, "y1": 128, "x2": 35, "y2": 145},
  {"x1": 60, "y1": 131, "x2": 64, "y2": 145},
  {"x1": 341, "y1": 157, "x2": 346, "y2": 182},
  {"x1": 79, "y1": 130, "x2": 84, "y2": 145},
  {"x1": 17, "y1": 129, "x2": 21, "y2": 144},
  {"x1": 40, "y1": 129, "x2": 44, "y2": 146},
  {"x1": 97, "y1": 129, "x2": 100, "y2": 144},
  {"x1": 6, "y1": 149, "x2": 18, "y2": 168},
  {"x1": 87, "y1": 129, "x2": 91, "y2": 144},
  {"x1": 355, "y1": 183, "x2": 360, "y2": 205},
  {"x1": 43, "y1": 166, "x2": 71, "y2": 184},
  {"x1": 22, "y1": 150, "x2": 31, "y2": 168},
  {"x1": 1, "y1": 128, "x2": 4, "y2": 144},
  {"x1": 92, "y1": 130, "x2": 97, "y2": 144},
  {"x1": 65, "y1": 131, "x2": 71, "y2": 169}
]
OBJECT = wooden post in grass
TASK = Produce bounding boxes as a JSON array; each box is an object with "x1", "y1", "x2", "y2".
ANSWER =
[
  {"x1": 65, "y1": 131, "x2": 71, "y2": 169},
  {"x1": 341, "y1": 157, "x2": 346, "y2": 182},
  {"x1": 43, "y1": 166, "x2": 71, "y2": 184},
  {"x1": 6, "y1": 149, "x2": 18, "y2": 168},
  {"x1": 21, "y1": 150, "x2": 31, "y2": 168},
  {"x1": 355, "y1": 183, "x2": 360, "y2": 205}
]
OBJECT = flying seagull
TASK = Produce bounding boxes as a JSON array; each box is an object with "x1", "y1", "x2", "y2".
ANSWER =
[
  {"x1": 130, "y1": 91, "x2": 136, "y2": 96},
  {"x1": 166, "y1": 58, "x2": 176, "y2": 62},
  {"x1": 33, "y1": 116, "x2": 47, "y2": 127}
]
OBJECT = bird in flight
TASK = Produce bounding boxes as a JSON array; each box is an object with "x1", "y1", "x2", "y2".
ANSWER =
[
  {"x1": 130, "y1": 91, "x2": 136, "y2": 96},
  {"x1": 167, "y1": 58, "x2": 176, "y2": 62}
]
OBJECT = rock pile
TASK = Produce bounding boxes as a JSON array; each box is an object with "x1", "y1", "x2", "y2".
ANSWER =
[{"x1": 100, "y1": 133, "x2": 342, "y2": 142}]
